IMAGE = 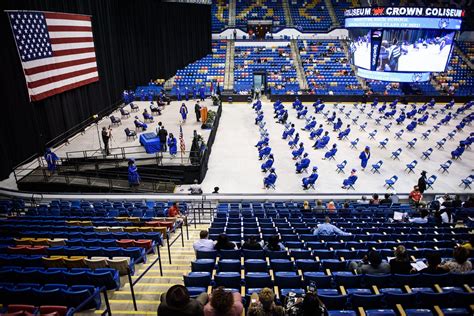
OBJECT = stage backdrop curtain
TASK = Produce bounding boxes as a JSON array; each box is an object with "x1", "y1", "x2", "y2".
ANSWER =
[{"x1": 0, "y1": 0, "x2": 211, "y2": 180}]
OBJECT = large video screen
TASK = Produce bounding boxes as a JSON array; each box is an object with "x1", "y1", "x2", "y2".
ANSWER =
[
  {"x1": 377, "y1": 29, "x2": 455, "y2": 72},
  {"x1": 348, "y1": 28, "x2": 371, "y2": 70}
]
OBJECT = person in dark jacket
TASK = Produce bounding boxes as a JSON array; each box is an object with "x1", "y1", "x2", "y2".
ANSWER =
[
  {"x1": 389, "y1": 245, "x2": 413, "y2": 274},
  {"x1": 419, "y1": 252, "x2": 446, "y2": 274},
  {"x1": 418, "y1": 171, "x2": 427, "y2": 193},
  {"x1": 158, "y1": 126, "x2": 168, "y2": 152},
  {"x1": 242, "y1": 235, "x2": 263, "y2": 250},
  {"x1": 195, "y1": 101, "x2": 201, "y2": 122},
  {"x1": 158, "y1": 284, "x2": 207, "y2": 316},
  {"x1": 214, "y1": 234, "x2": 236, "y2": 251}
]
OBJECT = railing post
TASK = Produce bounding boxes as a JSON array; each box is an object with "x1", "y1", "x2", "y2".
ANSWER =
[
  {"x1": 127, "y1": 269, "x2": 138, "y2": 311},
  {"x1": 166, "y1": 231, "x2": 172, "y2": 264}
]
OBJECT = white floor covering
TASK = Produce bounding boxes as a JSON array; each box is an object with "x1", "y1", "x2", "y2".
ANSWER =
[{"x1": 200, "y1": 100, "x2": 473, "y2": 195}]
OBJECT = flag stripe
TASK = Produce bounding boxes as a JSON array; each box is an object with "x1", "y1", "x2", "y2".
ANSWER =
[
  {"x1": 23, "y1": 52, "x2": 96, "y2": 70},
  {"x1": 27, "y1": 66, "x2": 98, "y2": 88},
  {"x1": 29, "y1": 71, "x2": 98, "y2": 96},
  {"x1": 30, "y1": 76, "x2": 98, "y2": 101},
  {"x1": 53, "y1": 47, "x2": 96, "y2": 57},
  {"x1": 48, "y1": 31, "x2": 93, "y2": 38},
  {"x1": 24, "y1": 56, "x2": 97, "y2": 75},
  {"x1": 52, "y1": 42, "x2": 94, "y2": 51},
  {"x1": 50, "y1": 37, "x2": 94, "y2": 44},
  {"x1": 44, "y1": 12, "x2": 91, "y2": 21},
  {"x1": 28, "y1": 61, "x2": 97, "y2": 82},
  {"x1": 46, "y1": 19, "x2": 91, "y2": 27},
  {"x1": 47, "y1": 25, "x2": 92, "y2": 32}
]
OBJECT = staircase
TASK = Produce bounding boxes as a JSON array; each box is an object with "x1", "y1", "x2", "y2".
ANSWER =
[
  {"x1": 164, "y1": 76, "x2": 175, "y2": 90},
  {"x1": 454, "y1": 44, "x2": 474, "y2": 70},
  {"x1": 282, "y1": 0, "x2": 294, "y2": 27},
  {"x1": 324, "y1": 0, "x2": 340, "y2": 28},
  {"x1": 92, "y1": 225, "x2": 209, "y2": 316},
  {"x1": 224, "y1": 40, "x2": 235, "y2": 91},
  {"x1": 340, "y1": 40, "x2": 367, "y2": 89},
  {"x1": 228, "y1": 0, "x2": 236, "y2": 27},
  {"x1": 290, "y1": 39, "x2": 309, "y2": 91}
]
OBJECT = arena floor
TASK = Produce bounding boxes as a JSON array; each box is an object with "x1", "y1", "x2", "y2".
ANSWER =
[{"x1": 199, "y1": 100, "x2": 473, "y2": 195}]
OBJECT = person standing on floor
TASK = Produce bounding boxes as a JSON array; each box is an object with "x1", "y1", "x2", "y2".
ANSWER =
[
  {"x1": 180, "y1": 103, "x2": 188, "y2": 123},
  {"x1": 418, "y1": 170, "x2": 427, "y2": 194},
  {"x1": 127, "y1": 159, "x2": 140, "y2": 189},
  {"x1": 101, "y1": 126, "x2": 111, "y2": 155},
  {"x1": 168, "y1": 133, "x2": 177, "y2": 157},
  {"x1": 359, "y1": 146, "x2": 371, "y2": 171},
  {"x1": 195, "y1": 101, "x2": 201, "y2": 122},
  {"x1": 158, "y1": 126, "x2": 168, "y2": 152}
]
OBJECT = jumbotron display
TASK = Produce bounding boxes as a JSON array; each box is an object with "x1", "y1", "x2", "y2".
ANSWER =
[{"x1": 345, "y1": 7, "x2": 464, "y2": 82}]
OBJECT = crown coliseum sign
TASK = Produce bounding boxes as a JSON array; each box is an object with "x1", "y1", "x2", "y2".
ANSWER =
[{"x1": 344, "y1": 7, "x2": 464, "y2": 18}]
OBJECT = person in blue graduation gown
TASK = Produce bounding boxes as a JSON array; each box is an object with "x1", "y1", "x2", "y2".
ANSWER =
[
  {"x1": 333, "y1": 118, "x2": 343, "y2": 131},
  {"x1": 288, "y1": 133, "x2": 300, "y2": 148},
  {"x1": 176, "y1": 87, "x2": 181, "y2": 101},
  {"x1": 263, "y1": 168, "x2": 277, "y2": 189},
  {"x1": 180, "y1": 103, "x2": 188, "y2": 123},
  {"x1": 338, "y1": 125, "x2": 351, "y2": 140},
  {"x1": 359, "y1": 146, "x2": 371, "y2": 171},
  {"x1": 168, "y1": 133, "x2": 178, "y2": 157},
  {"x1": 128, "y1": 159, "x2": 140, "y2": 188},
  {"x1": 297, "y1": 106, "x2": 308, "y2": 119},
  {"x1": 134, "y1": 116, "x2": 148, "y2": 130},
  {"x1": 44, "y1": 148, "x2": 59, "y2": 175},
  {"x1": 302, "y1": 118, "x2": 316, "y2": 131},
  {"x1": 295, "y1": 153, "x2": 310, "y2": 173},
  {"x1": 261, "y1": 154, "x2": 274, "y2": 172},
  {"x1": 313, "y1": 131, "x2": 330, "y2": 149},
  {"x1": 310, "y1": 124, "x2": 324, "y2": 139},
  {"x1": 302, "y1": 167, "x2": 319, "y2": 190},
  {"x1": 342, "y1": 169, "x2": 358, "y2": 189},
  {"x1": 451, "y1": 144, "x2": 465, "y2": 159},
  {"x1": 199, "y1": 85, "x2": 206, "y2": 101},
  {"x1": 259, "y1": 144, "x2": 272, "y2": 160},
  {"x1": 323, "y1": 144, "x2": 338, "y2": 160},
  {"x1": 184, "y1": 87, "x2": 189, "y2": 101},
  {"x1": 255, "y1": 111, "x2": 264, "y2": 125},
  {"x1": 292, "y1": 143, "x2": 304, "y2": 160},
  {"x1": 282, "y1": 124, "x2": 295, "y2": 140},
  {"x1": 193, "y1": 86, "x2": 197, "y2": 100},
  {"x1": 256, "y1": 135, "x2": 269, "y2": 149}
]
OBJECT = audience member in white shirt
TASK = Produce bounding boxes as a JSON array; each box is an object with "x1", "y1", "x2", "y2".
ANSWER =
[{"x1": 193, "y1": 230, "x2": 215, "y2": 252}]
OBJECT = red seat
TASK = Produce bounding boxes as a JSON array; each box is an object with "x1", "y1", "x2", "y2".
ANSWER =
[
  {"x1": 116, "y1": 239, "x2": 135, "y2": 248},
  {"x1": 145, "y1": 221, "x2": 161, "y2": 227},
  {"x1": 26, "y1": 246, "x2": 48, "y2": 255},
  {"x1": 39, "y1": 306, "x2": 69, "y2": 316},
  {"x1": 6, "y1": 305, "x2": 36, "y2": 314},
  {"x1": 134, "y1": 239, "x2": 152, "y2": 249},
  {"x1": 7, "y1": 245, "x2": 29, "y2": 255},
  {"x1": 157, "y1": 221, "x2": 173, "y2": 229}
]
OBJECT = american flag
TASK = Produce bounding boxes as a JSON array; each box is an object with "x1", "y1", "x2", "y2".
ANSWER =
[
  {"x1": 7, "y1": 11, "x2": 99, "y2": 101},
  {"x1": 179, "y1": 125, "x2": 186, "y2": 152}
]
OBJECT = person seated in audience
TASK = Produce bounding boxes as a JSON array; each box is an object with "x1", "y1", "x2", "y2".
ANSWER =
[
  {"x1": 143, "y1": 109, "x2": 154, "y2": 122},
  {"x1": 302, "y1": 167, "x2": 319, "y2": 190},
  {"x1": 264, "y1": 235, "x2": 285, "y2": 251},
  {"x1": 277, "y1": 110, "x2": 288, "y2": 124},
  {"x1": 357, "y1": 196, "x2": 370, "y2": 205},
  {"x1": 408, "y1": 208, "x2": 430, "y2": 224},
  {"x1": 313, "y1": 216, "x2": 351, "y2": 236},
  {"x1": 327, "y1": 111, "x2": 336, "y2": 123},
  {"x1": 261, "y1": 154, "x2": 274, "y2": 172},
  {"x1": 390, "y1": 192, "x2": 399, "y2": 204},
  {"x1": 297, "y1": 106, "x2": 308, "y2": 119},
  {"x1": 439, "y1": 246, "x2": 472, "y2": 273},
  {"x1": 204, "y1": 286, "x2": 243, "y2": 316},
  {"x1": 282, "y1": 124, "x2": 295, "y2": 140},
  {"x1": 258, "y1": 144, "x2": 272, "y2": 160},
  {"x1": 310, "y1": 124, "x2": 324, "y2": 140},
  {"x1": 248, "y1": 288, "x2": 284, "y2": 316},
  {"x1": 337, "y1": 125, "x2": 351, "y2": 140},
  {"x1": 349, "y1": 250, "x2": 391, "y2": 274},
  {"x1": 461, "y1": 235, "x2": 474, "y2": 251},
  {"x1": 419, "y1": 252, "x2": 446, "y2": 274},
  {"x1": 326, "y1": 201, "x2": 336, "y2": 212},
  {"x1": 409, "y1": 186, "x2": 426, "y2": 207},
  {"x1": 389, "y1": 245, "x2": 413, "y2": 274},
  {"x1": 370, "y1": 193, "x2": 380, "y2": 205},
  {"x1": 292, "y1": 143, "x2": 305, "y2": 160},
  {"x1": 341, "y1": 169, "x2": 357, "y2": 189},
  {"x1": 295, "y1": 153, "x2": 310, "y2": 173},
  {"x1": 451, "y1": 143, "x2": 465, "y2": 159},
  {"x1": 313, "y1": 131, "x2": 330, "y2": 149},
  {"x1": 168, "y1": 202, "x2": 185, "y2": 225},
  {"x1": 380, "y1": 193, "x2": 392, "y2": 205},
  {"x1": 215, "y1": 233, "x2": 236, "y2": 251},
  {"x1": 263, "y1": 169, "x2": 277, "y2": 189},
  {"x1": 242, "y1": 235, "x2": 263, "y2": 251},
  {"x1": 193, "y1": 230, "x2": 215, "y2": 253},
  {"x1": 256, "y1": 135, "x2": 269, "y2": 149},
  {"x1": 150, "y1": 101, "x2": 162, "y2": 115},
  {"x1": 134, "y1": 116, "x2": 148, "y2": 130},
  {"x1": 255, "y1": 111, "x2": 264, "y2": 125},
  {"x1": 285, "y1": 290, "x2": 328, "y2": 316},
  {"x1": 322, "y1": 144, "x2": 337, "y2": 160},
  {"x1": 158, "y1": 284, "x2": 208, "y2": 316},
  {"x1": 302, "y1": 117, "x2": 317, "y2": 131}
]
